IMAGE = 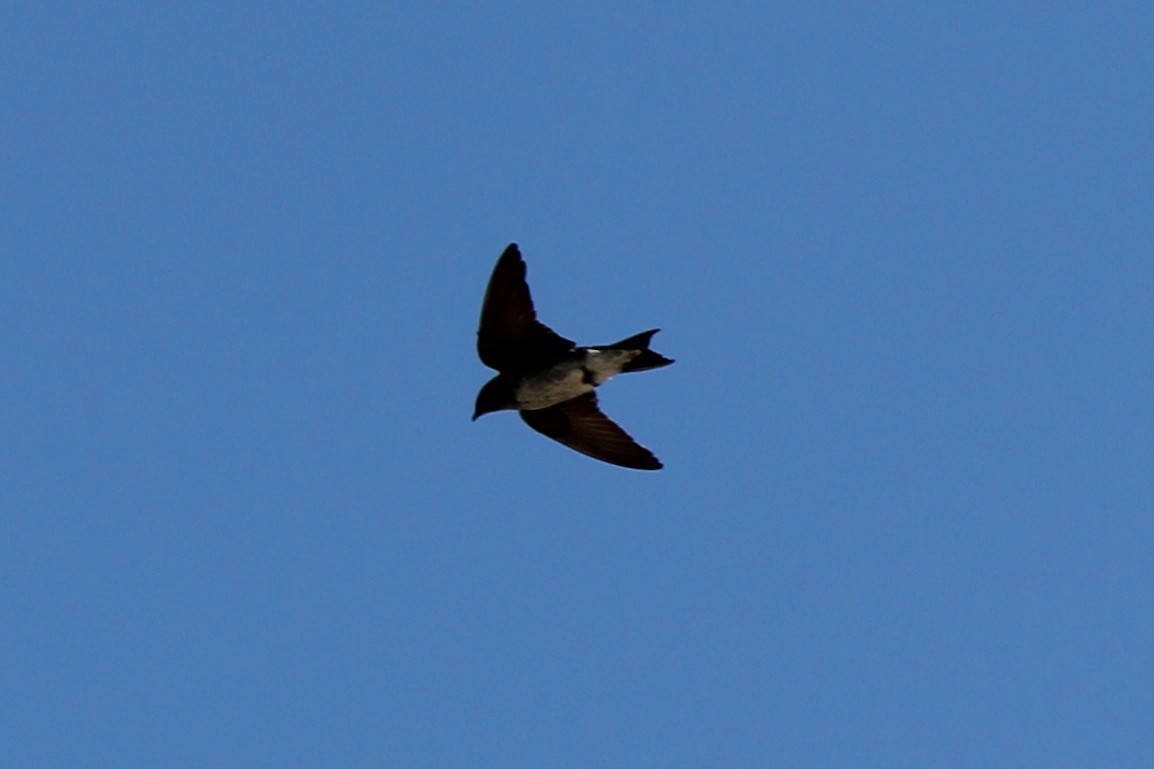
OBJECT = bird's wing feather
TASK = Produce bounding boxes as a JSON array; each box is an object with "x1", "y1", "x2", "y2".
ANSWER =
[
  {"x1": 477, "y1": 244, "x2": 574, "y2": 371},
  {"x1": 520, "y1": 392, "x2": 662, "y2": 470}
]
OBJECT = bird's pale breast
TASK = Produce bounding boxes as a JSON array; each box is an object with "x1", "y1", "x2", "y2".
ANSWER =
[{"x1": 514, "y1": 349, "x2": 639, "y2": 410}]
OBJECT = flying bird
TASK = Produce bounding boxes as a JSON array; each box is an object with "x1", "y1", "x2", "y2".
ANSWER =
[{"x1": 473, "y1": 243, "x2": 674, "y2": 470}]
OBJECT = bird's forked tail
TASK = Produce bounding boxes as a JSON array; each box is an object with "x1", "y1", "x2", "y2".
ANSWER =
[{"x1": 605, "y1": 329, "x2": 675, "y2": 373}]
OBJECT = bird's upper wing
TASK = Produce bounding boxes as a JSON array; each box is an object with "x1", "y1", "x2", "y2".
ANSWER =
[
  {"x1": 520, "y1": 392, "x2": 662, "y2": 470},
  {"x1": 477, "y1": 244, "x2": 574, "y2": 372}
]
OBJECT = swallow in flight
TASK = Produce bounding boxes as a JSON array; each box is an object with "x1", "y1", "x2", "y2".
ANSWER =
[{"x1": 473, "y1": 243, "x2": 674, "y2": 470}]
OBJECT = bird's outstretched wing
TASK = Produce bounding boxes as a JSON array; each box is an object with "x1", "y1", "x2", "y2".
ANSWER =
[
  {"x1": 520, "y1": 392, "x2": 662, "y2": 470},
  {"x1": 477, "y1": 244, "x2": 574, "y2": 372}
]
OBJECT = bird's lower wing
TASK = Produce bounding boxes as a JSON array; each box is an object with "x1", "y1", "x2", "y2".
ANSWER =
[{"x1": 520, "y1": 392, "x2": 662, "y2": 470}]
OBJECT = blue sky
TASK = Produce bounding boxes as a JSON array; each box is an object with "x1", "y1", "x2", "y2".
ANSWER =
[{"x1": 3, "y1": 2, "x2": 1152, "y2": 767}]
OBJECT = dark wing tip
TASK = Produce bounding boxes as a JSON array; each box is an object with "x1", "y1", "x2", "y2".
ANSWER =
[
  {"x1": 630, "y1": 454, "x2": 664, "y2": 471},
  {"x1": 498, "y1": 242, "x2": 521, "y2": 261}
]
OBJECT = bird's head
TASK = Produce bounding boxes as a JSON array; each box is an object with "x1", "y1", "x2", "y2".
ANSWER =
[{"x1": 472, "y1": 377, "x2": 516, "y2": 421}]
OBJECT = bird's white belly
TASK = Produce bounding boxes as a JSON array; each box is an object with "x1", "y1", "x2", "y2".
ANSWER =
[{"x1": 514, "y1": 349, "x2": 639, "y2": 410}]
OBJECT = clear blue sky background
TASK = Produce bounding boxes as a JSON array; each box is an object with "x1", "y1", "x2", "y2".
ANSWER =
[{"x1": 3, "y1": 3, "x2": 1152, "y2": 767}]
